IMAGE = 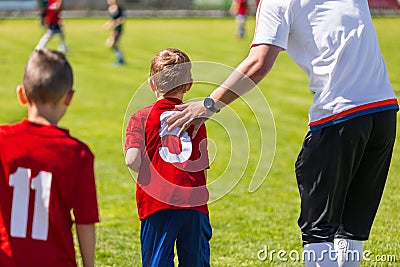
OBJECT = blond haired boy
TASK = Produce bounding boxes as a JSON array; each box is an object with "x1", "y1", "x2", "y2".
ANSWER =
[
  {"x1": 0, "y1": 49, "x2": 99, "y2": 267},
  {"x1": 125, "y1": 48, "x2": 212, "y2": 266}
]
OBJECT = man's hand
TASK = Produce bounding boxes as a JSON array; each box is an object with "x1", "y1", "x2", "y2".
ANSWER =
[{"x1": 167, "y1": 101, "x2": 212, "y2": 138}]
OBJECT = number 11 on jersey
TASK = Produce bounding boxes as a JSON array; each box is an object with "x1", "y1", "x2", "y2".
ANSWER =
[{"x1": 9, "y1": 167, "x2": 52, "y2": 241}]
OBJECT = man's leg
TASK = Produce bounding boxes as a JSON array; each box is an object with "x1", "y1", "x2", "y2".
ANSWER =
[
  {"x1": 334, "y1": 239, "x2": 363, "y2": 267},
  {"x1": 335, "y1": 110, "x2": 396, "y2": 267},
  {"x1": 295, "y1": 113, "x2": 382, "y2": 266}
]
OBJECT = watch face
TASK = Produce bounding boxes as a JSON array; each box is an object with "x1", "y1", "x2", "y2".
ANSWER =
[{"x1": 204, "y1": 97, "x2": 214, "y2": 108}]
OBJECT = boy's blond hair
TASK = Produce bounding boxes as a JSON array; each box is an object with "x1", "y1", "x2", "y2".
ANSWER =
[
  {"x1": 23, "y1": 49, "x2": 73, "y2": 104},
  {"x1": 149, "y1": 48, "x2": 192, "y2": 96}
]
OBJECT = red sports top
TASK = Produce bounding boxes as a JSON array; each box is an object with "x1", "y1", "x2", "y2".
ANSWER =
[
  {"x1": 45, "y1": 0, "x2": 61, "y2": 26},
  {"x1": 237, "y1": 0, "x2": 247, "y2": 16},
  {"x1": 0, "y1": 120, "x2": 99, "y2": 267},
  {"x1": 125, "y1": 98, "x2": 209, "y2": 220}
]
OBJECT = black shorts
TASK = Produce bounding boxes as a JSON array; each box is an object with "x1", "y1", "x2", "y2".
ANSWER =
[
  {"x1": 113, "y1": 29, "x2": 122, "y2": 43},
  {"x1": 47, "y1": 24, "x2": 63, "y2": 36},
  {"x1": 295, "y1": 110, "x2": 397, "y2": 244}
]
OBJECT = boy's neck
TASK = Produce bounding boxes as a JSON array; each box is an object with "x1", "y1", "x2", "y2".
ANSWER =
[
  {"x1": 27, "y1": 103, "x2": 64, "y2": 126},
  {"x1": 156, "y1": 91, "x2": 184, "y2": 101}
]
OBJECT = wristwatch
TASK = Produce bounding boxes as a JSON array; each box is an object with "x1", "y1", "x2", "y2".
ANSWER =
[{"x1": 203, "y1": 96, "x2": 220, "y2": 113}]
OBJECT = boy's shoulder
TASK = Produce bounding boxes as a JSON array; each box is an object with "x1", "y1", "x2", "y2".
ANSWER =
[
  {"x1": 128, "y1": 98, "x2": 184, "y2": 128},
  {"x1": 0, "y1": 120, "x2": 92, "y2": 156},
  {"x1": 131, "y1": 102, "x2": 156, "y2": 120},
  {"x1": 0, "y1": 120, "x2": 25, "y2": 137},
  {"x1": 131, "y1": 98, "x2": 182, "y2": 118}
]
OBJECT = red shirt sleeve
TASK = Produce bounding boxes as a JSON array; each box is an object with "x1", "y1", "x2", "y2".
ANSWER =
[
  {"x1": 72, "y1": 148, "x2": 99, "y2": 224},
  {"x1": 125, "y1": 113, "x2": 145, "y2": 152}
]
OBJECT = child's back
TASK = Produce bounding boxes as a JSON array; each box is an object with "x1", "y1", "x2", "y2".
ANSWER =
[
  {"x1": 0, "y1": 120, "x2": 97, "y2": 266},
  {"x1": 0, "y1": 49, "x2": 98, "y2": 267},
  {"x1": 126, "y1": 97, "x2": 209, "y2": 219}
]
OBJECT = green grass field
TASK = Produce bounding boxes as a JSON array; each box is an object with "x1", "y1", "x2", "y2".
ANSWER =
[{"x1": 0, "y1": 17, "x2": 399, "y2": 266}]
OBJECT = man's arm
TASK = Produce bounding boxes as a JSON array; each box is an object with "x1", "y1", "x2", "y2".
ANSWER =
[
  {"x1": 76, "y1": 224, "x2": 96, "y2": 267},
  {"x1": 167, "y1": 44, "x2": 282, "y2": 137},
  {"x1": 211, "y1": 43, "x2": 281, "y2": 107},
  {"x1": 125, "y1": 148, "x2": 142, "y2": 172}
]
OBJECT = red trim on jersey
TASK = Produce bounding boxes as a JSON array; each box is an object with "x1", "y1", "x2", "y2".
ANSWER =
[{"x1": 309, "y1": 99, "x2": 399, "y2": 127}]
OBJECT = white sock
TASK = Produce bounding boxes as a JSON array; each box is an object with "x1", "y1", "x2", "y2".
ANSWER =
[
  {"x1": 304, "y1": 242, "x2": 338, "y2": 267},
  {"x1": 36, "y1": 34, "x2": 50, "y2": 50},
  {"x1": 58, "y1": 42, "x2": 67, "y2": 53},
  {"x1": 334, "y1": 239, "x2": 362, "y2": 267}
]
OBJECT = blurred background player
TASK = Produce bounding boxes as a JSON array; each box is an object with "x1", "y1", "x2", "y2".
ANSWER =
[
  {"x1": 0, "y1": 49, "x2": 99, "y2": 267},
  {"x1": 125, "y1": 48, "x2": 212, "y2": 266},
  {"x1": 230, "y1": 0, "x2": 248, "y2": 38},
  {"x1": 35, "y1": 0, "x2": 68, "y2": 54},
  {"x1": 37, "y1": 0, "x2": 48, "y2": 27},
  {"x1": 103, "y1": 0, "x2": 125, "y2": 66}
]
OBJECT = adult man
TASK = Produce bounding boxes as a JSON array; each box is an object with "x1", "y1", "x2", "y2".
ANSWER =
[{"x1": 167, "y1": 0, "x2": 398, "y2": 266}]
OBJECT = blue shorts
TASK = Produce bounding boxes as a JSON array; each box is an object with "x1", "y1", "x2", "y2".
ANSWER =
[{"x1": 141, "y1": 209, "x2": 212, "y2": 267}]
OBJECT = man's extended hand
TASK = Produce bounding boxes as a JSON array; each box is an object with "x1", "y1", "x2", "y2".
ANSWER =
[{"x1": 167, "y1": 101, "x2": 212, "y2": 138}]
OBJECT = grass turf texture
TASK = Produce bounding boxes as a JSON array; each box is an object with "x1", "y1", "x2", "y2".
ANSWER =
[{"x1": 0, "y1": 17, "x2": 399, "y2": 266}]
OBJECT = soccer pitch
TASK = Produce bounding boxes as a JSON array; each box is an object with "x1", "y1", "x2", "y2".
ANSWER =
[{"x1": 0, "y1": 17, "x2": 399, "y2": 266}]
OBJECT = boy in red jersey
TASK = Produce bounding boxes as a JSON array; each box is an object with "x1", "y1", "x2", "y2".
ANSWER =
[
  {"x1": 0, "y1": 49, "x2": 99, "y2": 267},
  {"x1": 125, "y1": 48, "x2": 212, "y2": 267},
  {"x1": 35, "y1": 0, "x2": 68, "y2": 53},
  {"x1": 230, "y1": 0, "x2": 248, "y2": 38}
]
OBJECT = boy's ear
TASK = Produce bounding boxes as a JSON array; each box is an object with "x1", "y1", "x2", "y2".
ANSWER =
[
  {"x1": 65, "y1": 89, "x2": 75, "y2": 106},
  {"x1": 185, "y1": 80, "x2": 193, "y2": 92},
  {"x1": 148, "y1": 78, "x2": 156, "y2": 92},
  {"x1": 16, "y1": 85, "x2": 28, "y2": 105}
]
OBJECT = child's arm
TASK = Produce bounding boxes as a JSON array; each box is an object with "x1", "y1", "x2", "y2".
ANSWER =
[
  {"x1": 125, "y1": 148, "x2": 142, "y2": 172},
  {"x1": 53, "y1": 0, "x2": 62, "y2": 11},
  {"x1": 230, "y1": 0, "x2": 238, "y2": 15},
  {"x1": 102, "y1": 20, "x2": 113, "y2": 30},
  {"x1": 76, "y1": 224, "x2": 96, "y2": 267}
]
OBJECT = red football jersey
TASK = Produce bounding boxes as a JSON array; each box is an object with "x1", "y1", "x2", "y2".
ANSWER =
[
  {"x1": 125, "y1": 98, "x2": 210, "y2": 220},
  {"x1": 236, "y1": 0, "x2": 247, "y2": 16},
  {"x1": 45, "y1": 0, "x2": 61, "y2": 26},
  {"x1": 0, "y1": 120, "x2": 99, "y2": 267}
]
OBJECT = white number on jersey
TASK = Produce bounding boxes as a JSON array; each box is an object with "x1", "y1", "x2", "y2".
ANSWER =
[
  {"x1": 9, "y1": 167, "x2": 52, "y2": 240},
  {"x1": 159, "y1": 111, "x2": 192, "y2": 163}
]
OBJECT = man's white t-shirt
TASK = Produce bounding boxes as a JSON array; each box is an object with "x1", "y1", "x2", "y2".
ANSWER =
[{"x1": 252, "y1": 0, "x2": 398, "y2": 130}]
